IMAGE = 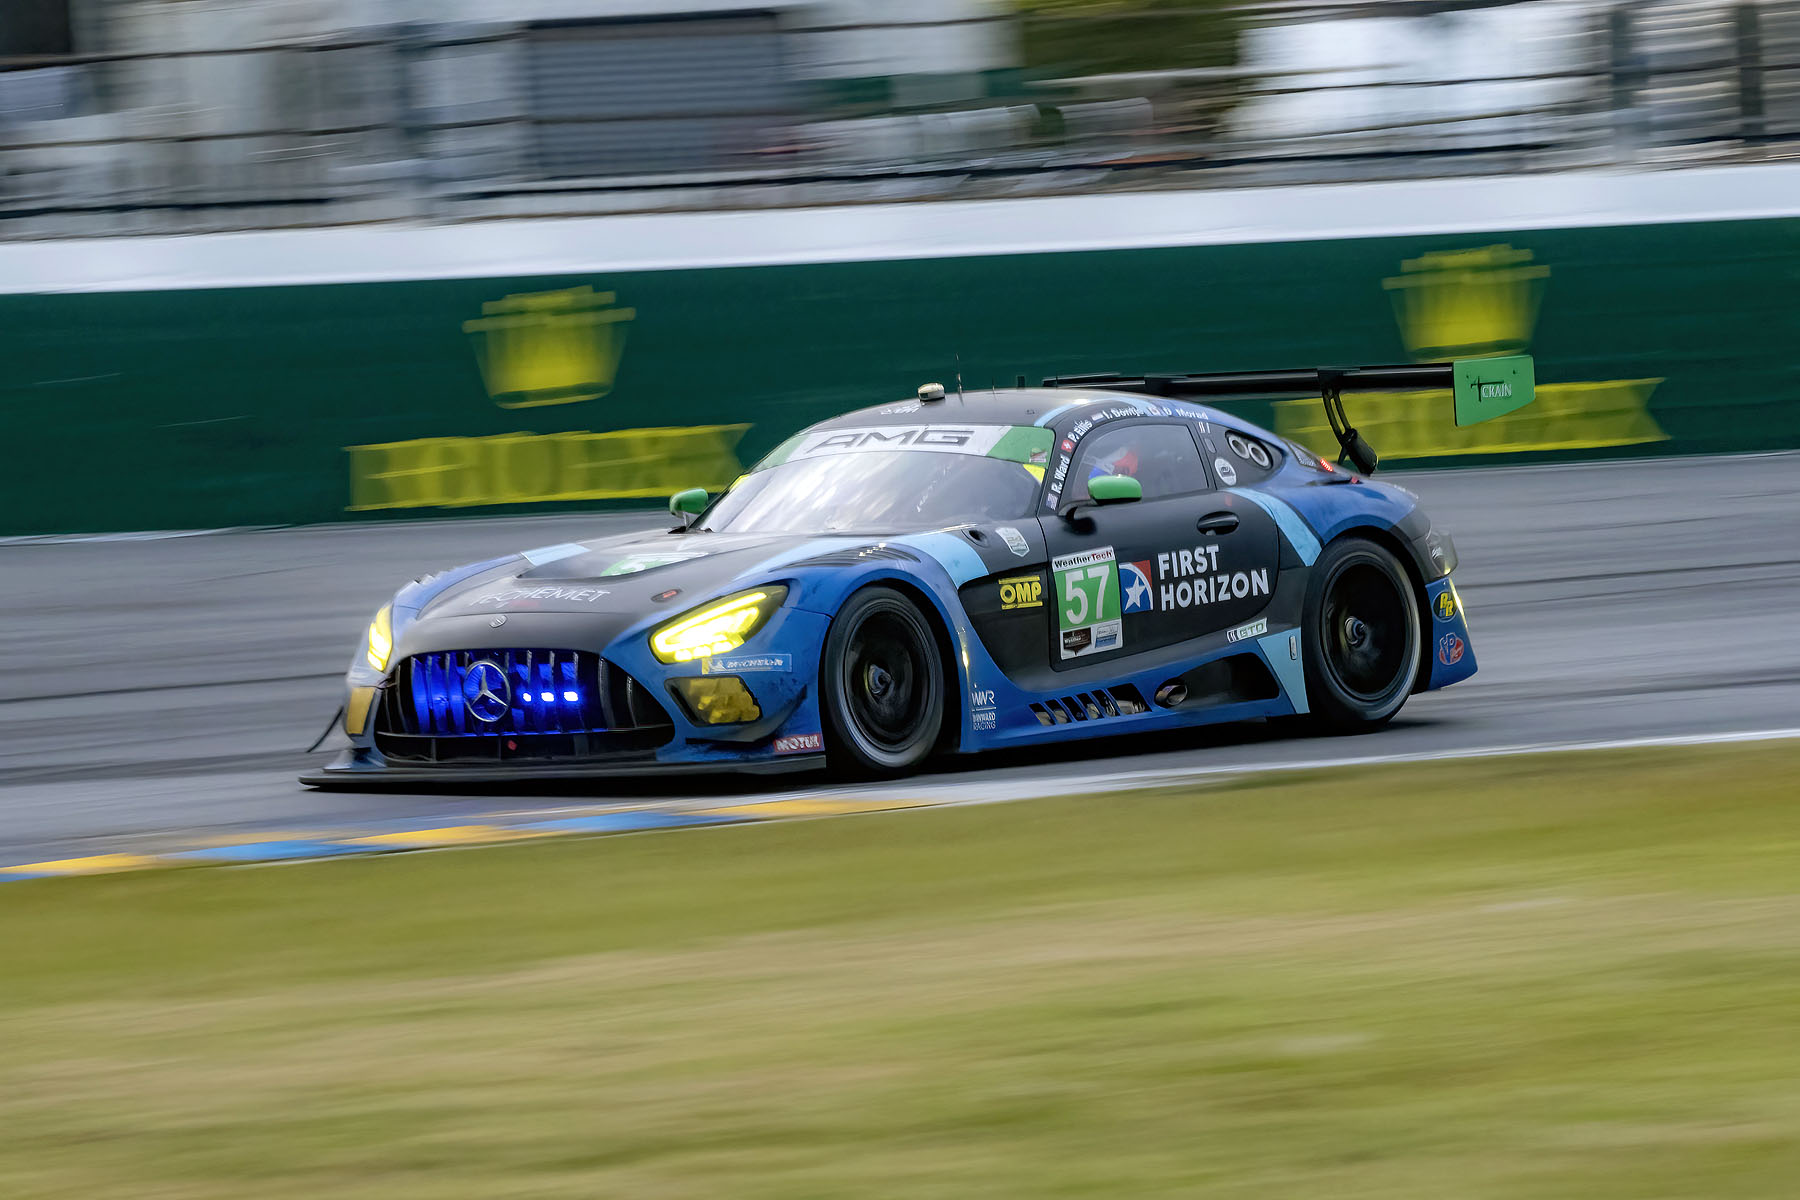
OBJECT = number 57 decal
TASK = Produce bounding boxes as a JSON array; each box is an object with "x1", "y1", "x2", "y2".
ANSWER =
[{"x1": 1051, "y1": 546, "x2": 1124, "y2": 660}]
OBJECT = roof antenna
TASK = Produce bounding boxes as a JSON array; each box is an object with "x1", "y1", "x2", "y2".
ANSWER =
[{"x1": 955, "y1": 353, "x2": 965, "y2": 400}]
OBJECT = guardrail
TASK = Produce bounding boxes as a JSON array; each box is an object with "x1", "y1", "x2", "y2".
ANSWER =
[{"x1": 0, "y1": 1, "x2": 1796, "y2": 238}]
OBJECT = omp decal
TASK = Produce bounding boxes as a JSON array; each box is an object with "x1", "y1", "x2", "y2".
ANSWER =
[
  {"x1": 1226, "y1": 488, "x2": 1322, "y2": 565},
  {"x1": 1052, "y1": 546, "x2": 1123, "y2": 659},
  {"x1": 1257, "y1": 629, "x2": 1309, "y2": 714},
  {"x1": 520, "y1": 542, "x2": 589, "y2": 567},
  {"x1": 998, "y1": 574, "x2": 1044, "y2": 610},
  {"x1": 347, "y1": 424, "x2": 750, "y2": 511}
]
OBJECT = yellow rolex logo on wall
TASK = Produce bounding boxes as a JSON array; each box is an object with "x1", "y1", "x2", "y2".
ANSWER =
[
  {"x1": 1276, "y1": 243, "x2": 1667, "y2": 461},
  {"x1": 1383, "y1": 244, "x2": 1547, "y2": 359},
  {"x1": 464, "y1": 286, "x2": 636, "y2": 409}
]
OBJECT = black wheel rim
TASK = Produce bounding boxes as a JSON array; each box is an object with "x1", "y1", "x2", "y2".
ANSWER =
[
  {"x1": 1321, "y1": 560, "x2": 1410, "y2": 703},
  {"x1": 842, "y1": 609, "x2": 929, "y2": 751}
]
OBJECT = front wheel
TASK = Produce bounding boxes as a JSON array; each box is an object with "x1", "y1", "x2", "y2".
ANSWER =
[
  {"x1": 821, "y1": 586, "x2": 945, "y2": 776},
  {"x1": 1298, "y1": 537, "x2": 1420, "y2": 731}
]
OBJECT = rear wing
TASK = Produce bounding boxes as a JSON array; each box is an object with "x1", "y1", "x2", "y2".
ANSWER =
[{"x1": 1043, "y1": 355, "x2": 1535, "y2": 475}]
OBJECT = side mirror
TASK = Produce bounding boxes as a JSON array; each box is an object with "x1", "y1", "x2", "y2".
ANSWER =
[
  {"x1": 669, "y1": 487, "x2": 708, "y2": 528},
  {"x1": 1059, "y1": 473, "x2": 1141, "y2": 520},
  {"x1": 1087, "y1": 474, "x2": 1142, "y2": 505}
]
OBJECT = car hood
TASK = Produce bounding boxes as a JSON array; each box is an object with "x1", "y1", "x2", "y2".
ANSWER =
[{"x1": 416, "y1": 528, "x2": 818, "y2": 622}]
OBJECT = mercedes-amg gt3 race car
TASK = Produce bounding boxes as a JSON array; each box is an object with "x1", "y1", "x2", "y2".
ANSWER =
[{"x1": 302, "y1": 357, "x2": 1534, "y2": 787}]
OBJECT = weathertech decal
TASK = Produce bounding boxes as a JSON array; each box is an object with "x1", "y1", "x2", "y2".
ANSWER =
[
  {"x1": 1052, "y1": 546, "x2": 1123, "y2": 659},
  {"x1": 774, "y1": 732, "x2": 824, "y2": 754}
]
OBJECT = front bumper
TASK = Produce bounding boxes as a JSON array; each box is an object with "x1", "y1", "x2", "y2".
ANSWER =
[{"x1": 299, "y1": 745, "x2": 824, "y2": 789}]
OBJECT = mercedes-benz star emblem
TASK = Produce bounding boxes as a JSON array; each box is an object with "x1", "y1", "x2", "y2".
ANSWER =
[{"x1": 462, "y1": 660, "x2": 511, "y2": 723}]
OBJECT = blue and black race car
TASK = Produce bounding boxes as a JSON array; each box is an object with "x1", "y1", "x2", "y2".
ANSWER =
[{"x1": 301, "y1": 357, "x2": 1533, "y2": 786}]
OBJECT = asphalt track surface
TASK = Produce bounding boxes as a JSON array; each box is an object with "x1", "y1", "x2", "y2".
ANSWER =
[{"x1": 3, "y1": 453, "x2": 1796, "y2": 863}]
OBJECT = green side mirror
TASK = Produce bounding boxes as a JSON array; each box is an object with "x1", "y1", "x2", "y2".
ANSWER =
[
  {"x1": 1087, "y1": 474, "x2": 1142, "y2": 505},
  {"x1": 669, "y1": 487, "x2": 708, "y2": 518}
]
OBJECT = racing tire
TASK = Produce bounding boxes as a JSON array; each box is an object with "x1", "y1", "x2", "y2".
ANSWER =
[
  {"x1": 821, "y1": 586, "x2": 945, "y2": 776},
  {"x1": 1297, "y1": 537, "x2": 1420, "y2": 732}
]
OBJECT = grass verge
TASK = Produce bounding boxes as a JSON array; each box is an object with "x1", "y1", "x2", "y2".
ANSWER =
[{"x1": 3, "y1": 742, "x2": 1798, "y2": 1197}]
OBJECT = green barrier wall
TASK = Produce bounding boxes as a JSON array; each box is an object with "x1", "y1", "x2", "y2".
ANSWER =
[{"x1": 2, "y1": 217, "x2": 1795, "y2": 535}]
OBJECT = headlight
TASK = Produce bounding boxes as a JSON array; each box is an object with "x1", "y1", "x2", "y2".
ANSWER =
[
  {"x1": 365, "y1": 604, "x2": 394, "y2": 672},
  {"x1": 650, "y1": 586, "x2": 786, "y2": 664}
]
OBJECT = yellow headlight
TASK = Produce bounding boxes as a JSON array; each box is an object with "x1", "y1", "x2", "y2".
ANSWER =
[
  {"x1": 650, "y1": 587, "x2": 786, "y2": 664},
  {"x1": 366, "y1": 604, "x2": 394, "y2": 672}
]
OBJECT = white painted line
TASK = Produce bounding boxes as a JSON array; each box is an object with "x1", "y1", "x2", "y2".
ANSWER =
[{"x1": 472, "y1": 727, "x2": 1800, "y2": 826}]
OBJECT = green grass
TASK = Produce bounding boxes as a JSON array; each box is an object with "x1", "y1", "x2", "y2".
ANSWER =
[{"x1": 3, "y1": 743, "x2": 1799, "y2": 1198}]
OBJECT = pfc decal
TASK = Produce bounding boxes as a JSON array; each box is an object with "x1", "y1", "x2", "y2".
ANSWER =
[
  {"x1": 465, "y1": 585, "x2": 610, "y2": 608},
  {"x1": 1226, "y1": 617, "x2": 1269, "y2": 643},
  {"x1": 1154, "y1": 546, "x2": 1271, "y2": 610},
  {"x1": 701, "y1": 653, "x2": 791, "y2": 674},
  {"x1": 998, "y1": 574, "x2": 1044, "y2": 610},
  {"x1": 997, "y1": 525, "x2": 1030, "y2": 557},
  {"x1": 1435, "y1": 589, "x2": 1457, "y2": 621},
  {"x1": 970, "y1": 687, "x2": 998, "y2": 731},
  {"x1": 1120, "y1": 560, "x2": 1154, "y2": 613},
  {"x1": 1437, "y1": 632, "x2": 1466, "y2": 665},
  {"x1": 1052, "y1": 546, "x2": 1123, "y2": 660},
  {"x1": 773, "y1": 732, "x2": 824, "y2": 754},
  {"x1": 1213, "y1": 457, "x2": 1237, "y2": 486}
]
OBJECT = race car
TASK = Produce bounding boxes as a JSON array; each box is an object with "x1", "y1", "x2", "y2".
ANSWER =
[{"x1": 301, "y1": 357, "x2": 1534, "y2": 786}]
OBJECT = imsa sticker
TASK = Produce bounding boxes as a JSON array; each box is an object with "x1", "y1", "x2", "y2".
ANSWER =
[{"x1": 1052, "y1": 546, "x2": 1123, "y2": 660}]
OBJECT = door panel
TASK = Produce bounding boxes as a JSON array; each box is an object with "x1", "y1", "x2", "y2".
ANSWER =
[{"x1": 1039, "y1": 490, "x2": 1282, "y2": 668}]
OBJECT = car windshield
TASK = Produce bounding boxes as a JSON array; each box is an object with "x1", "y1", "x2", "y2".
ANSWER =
[{"x1": 698, "y1": 439, "x2": 1046, "y2": 535}]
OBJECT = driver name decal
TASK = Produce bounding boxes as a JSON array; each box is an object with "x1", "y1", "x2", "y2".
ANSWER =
[{"x1": 1052, "y1": 546, "x2": 1123, "y2": 659}]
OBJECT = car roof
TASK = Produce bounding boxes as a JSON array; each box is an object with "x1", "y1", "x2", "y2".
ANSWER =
[{"x1": 817, "y1": 386, "x2": 1236, "y2": 431}]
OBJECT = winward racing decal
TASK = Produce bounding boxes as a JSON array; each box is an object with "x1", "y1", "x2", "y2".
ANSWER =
[{"x1": 1052, "y1": 546, "x2": 1123, "y2": 659}]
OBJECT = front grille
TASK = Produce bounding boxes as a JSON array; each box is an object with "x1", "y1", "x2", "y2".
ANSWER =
[{"x1": 373, "y1": 648, "x2": 673, "y2": 764}]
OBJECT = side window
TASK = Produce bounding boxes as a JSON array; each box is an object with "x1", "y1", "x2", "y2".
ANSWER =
[
  {"x1": 1203, "y1": 427, "x2": 1282, "y2": 487},
  {"x1": 1069, "y1": 422, "x2": 1209, "y2": 503}
]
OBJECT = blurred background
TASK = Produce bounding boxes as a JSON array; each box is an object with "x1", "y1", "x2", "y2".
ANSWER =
[
  {"x1": 0, "y1": 0, "x2": 1794, "y2": 234},
  {"x1": 0, "y1": 0, "x2": 1793, "y2": 539}
]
